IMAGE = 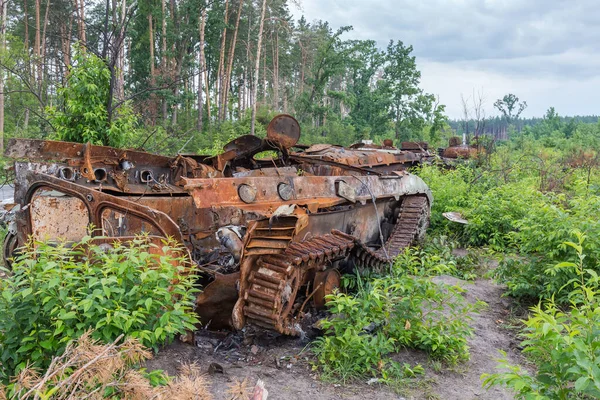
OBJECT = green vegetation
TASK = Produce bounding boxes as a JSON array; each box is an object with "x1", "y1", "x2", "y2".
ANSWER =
[
  {"x1": 48, "y1": 49, "x2": 138, "y2": 147},
  {"x1": 0, "y1": 236, "x2": 199, "y2": 380},
  {"x1": 3, "y1": 0, "x2": 600, "y2": 397},
  {"x1": 314, "y1": 270, "x2": 481, "y2": 383},
  {"x1": 483, "y1": 234, "x2": 600, "y2": 399},
  {"x1": 0, "y1": 0, "x2": 453, "y2": 154},
  {"x1": 313, "y1": 239, "x2": 485, "y2": 383},
  {"x1": 405, "y1": 116, "x2": 600, "y2": 398}
]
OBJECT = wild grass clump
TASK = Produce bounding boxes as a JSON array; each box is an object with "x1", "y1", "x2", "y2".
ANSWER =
[{"x1": 0, "y1": 331, "x2": 212, "y2": 399}]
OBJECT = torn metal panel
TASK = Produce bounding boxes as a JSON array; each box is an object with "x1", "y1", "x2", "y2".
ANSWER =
[{"x1": 30, "y1": 188, "x2": 90, "y2": 242}]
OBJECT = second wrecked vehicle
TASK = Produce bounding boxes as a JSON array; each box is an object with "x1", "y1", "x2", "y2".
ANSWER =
[{"x1": 3, "y1": 115, "x2": 431, "y2": 336}]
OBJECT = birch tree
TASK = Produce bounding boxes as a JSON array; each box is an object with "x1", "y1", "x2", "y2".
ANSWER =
[{"x1": 250, "y1": 0, "x2": 267, "y2": 135}]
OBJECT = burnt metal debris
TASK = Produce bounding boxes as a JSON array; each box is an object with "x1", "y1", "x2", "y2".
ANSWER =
[{"x1": 3, "y1": 114, "x2": 433, "y2": 336}]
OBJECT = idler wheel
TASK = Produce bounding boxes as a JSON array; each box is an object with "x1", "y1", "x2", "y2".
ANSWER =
[
  {"x1": 2, "y1": 232, "x2": 18, "y2": 272},
  {"x1": 312, "y1": 268, "x2": 341, "y2": 309}
]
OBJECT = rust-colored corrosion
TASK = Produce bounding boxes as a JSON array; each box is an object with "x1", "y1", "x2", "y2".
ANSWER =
[
  {"x1": 440, "y1": 137, "x2": 484, "y2": 160},
  {"x1": 4, "y1": 114, "x2": 433, "y2": 336}
]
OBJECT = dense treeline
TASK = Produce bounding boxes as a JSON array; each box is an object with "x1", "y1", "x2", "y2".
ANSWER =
[
  {"x1": 0, "y1": 0, "x2": 449, "y2": 154},
  {"x1": 1, "y1": 0, "x2": 598, "y2": 155},
  {"x1": 449, "y1": 112, "x2": 600, "y2": 142}
]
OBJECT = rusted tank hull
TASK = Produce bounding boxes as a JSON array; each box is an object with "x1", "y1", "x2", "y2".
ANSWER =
[{"x1": 4, "y1": 115, "x2": 432, "y2": 336}]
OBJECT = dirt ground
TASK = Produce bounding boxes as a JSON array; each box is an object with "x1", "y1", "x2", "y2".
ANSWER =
[{"x1": 147, "y1": 269, "x2": 526, "y2": 399}]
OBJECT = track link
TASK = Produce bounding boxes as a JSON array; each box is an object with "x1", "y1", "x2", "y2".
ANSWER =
[
  {"x1": 242, "y1": 195, "x2": 430, "y2": 335},
  {"x1": 243, "y1": 232, "x2": 355, "y2": 335}
]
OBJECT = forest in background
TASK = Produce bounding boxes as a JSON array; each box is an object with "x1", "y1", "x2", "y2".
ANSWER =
[
  {"x1": 0, "y1": 0, "x2": 449, "y2": 154},
  {"x1": 2, "y1": 0, "x2": 597, "y2": 156}
]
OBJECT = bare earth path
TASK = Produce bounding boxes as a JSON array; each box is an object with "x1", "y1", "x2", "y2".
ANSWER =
[{"x1": 147, "y1": 275, "x2": 525, "y2": 399}]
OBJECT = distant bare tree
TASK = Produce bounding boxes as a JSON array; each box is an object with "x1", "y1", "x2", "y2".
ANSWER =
[
  {"x1": 460, "y1": 93, "x2": 470, "y2": 144},
  {"x1": 471, "y1": 88, "x2": 486, "y2": 138}
]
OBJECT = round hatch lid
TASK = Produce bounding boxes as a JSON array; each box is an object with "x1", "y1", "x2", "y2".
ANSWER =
[{"x1": 266, "y1": 114, "x2": 301, "y2": 149}]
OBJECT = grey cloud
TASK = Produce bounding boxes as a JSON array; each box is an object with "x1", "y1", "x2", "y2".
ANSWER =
[
  {"x1": 293, "y1": 0, "x2": 600, "y2": 117},
  {"x1": 297, "y1": 0, "x2": 600, "y2": 63}
]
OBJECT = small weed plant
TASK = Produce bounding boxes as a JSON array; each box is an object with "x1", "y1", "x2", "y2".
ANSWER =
[
  {"x1": 482, "y1": 232, "x2": 600, "y2": 399},
  {"x1": 0, "y1": 236, "x2": 199, "y2": 380}
]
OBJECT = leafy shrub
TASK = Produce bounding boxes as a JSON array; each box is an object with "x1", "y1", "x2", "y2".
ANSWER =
[
  {"x1": 395, "y1": 236, "x2": 481, "y2": 280},
  {"x1": 492, "y1": 191, "x2": 600, "y2": 301},
  {"x1": 462, "y1": 181, "x2": 542, "y2": 249},
  {"x1": 48, "y1": 48, "x2": 138, "y2": 147},
  {"x1": 415, "y1": 164, "x2": 474, "y2": 234},
  {"x1": 420, "y1": 154, "x2": 600, "y2": 302},
  {"x1": 0, "y1": 236, "x2": 199, "y2": 379},
  {"x1": 313, "y1": 272, "x2": 481, "y2": 382},
  {"x1": 482, "y1": 233, "x2": 600, "y2": 398}
]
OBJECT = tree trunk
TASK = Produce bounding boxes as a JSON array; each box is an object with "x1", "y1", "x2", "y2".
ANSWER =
[
  {"x1": 204, "y1": 69, "x2": 211, "y2": 121},
  {"x1": 115, "y1": 0, "x2": 126, "y2": 101},
  {"x1": 223, "y1": 0, "x2": 244, "y2": 121},
  {"x1": 272, "y1": 29, "x2": 278, "y2": 110},
  {"x1": 24, "y1": 0, "x2": 29, "y2": 55},
  {"x1": 242, "y1": 11, "x2": 251, "y2": 113},
  {"x1": 161, "y1": 0, "x2": 167, "y2": 120},
  {"x1": 39, "y1": 0, "x2": 50, "y2": 90},
  {"x1": 148, "y1": 13, "x2": 157, "y2": 125},
  {"x1": 24, "y1": 109, "x2": 30, "y2": 131},
  {"x1": 298, "y1": 46, "x2": 305, "y2": 102},
  {"x1": 250, "y1": 0, "x2": 267, "y2": 135},
  {"x1": 262, "y1": 49, "x2": 266, "y2": 103},
  {"x1": 148, "y1": 14, "x2": 155, "y2": 78},
  {"x1": 34, "y1": 0, "x2": 40, "y2": 83},
  {"x1": 237, "y1": 77, "x2": 242, "y2": 117},
  {"x1": 197, "y1": 8, "x2": 206, "y2": 131},
  {"x1": 60, "y1": 14, "x2": 73, "y2": 75},
  {"x1": 0, "y1": 0, "x2": 6, "y2": 151},
  {"x1": 74, "y1": 0, "x2": 86, "y2": 46},
  {"x1": 216, "y1": 0, "x2": 229, "y2": 121}
]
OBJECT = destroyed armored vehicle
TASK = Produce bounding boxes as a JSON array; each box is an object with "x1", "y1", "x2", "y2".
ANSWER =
[{"x1": 3, "y1": 115, "x2": 431, "y2": 336}]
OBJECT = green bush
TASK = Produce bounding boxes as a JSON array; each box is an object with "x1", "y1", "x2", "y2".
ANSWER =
[
  {"x1": 48, "y1": 48, "x2": 138, "y2": 147},
  {"x1": 483, "y1": 233, "x2": 600, "y2": 398},
  {"x1": 419, "y1": 155, "x2": 600, "y2": 303},
  {"x1": 492, "y1": 191, "x2": 600, "y2": 301},
  {"x1": 0, "y1": 236, "x2": 199, "y2": 379},
  {"x1": 395, "y1": 236, "x2": 480, "y2": 280},
  {"x1": 313, "y1": 271, "x2": 481, "y2": 382}
]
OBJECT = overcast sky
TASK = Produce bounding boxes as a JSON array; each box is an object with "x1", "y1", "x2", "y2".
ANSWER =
[{"x1": 291, "y1": 0, "x2": 600, "y2": 119}]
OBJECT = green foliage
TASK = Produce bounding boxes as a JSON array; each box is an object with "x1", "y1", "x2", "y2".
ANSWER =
[
  {"x1": 417, "y1": 149, "x2": 600, "y2": 302},
  {"x1": 313, "y1": 266, "x2": 480, "y2": 382},
  {"x1": 483, "y1": 233, "x2": 600, "y2": 399},
  {"x1": 401, "y1": 236, "x2": 482, "y2": 280},
  {"x1": 493, "y1": 93, "x2": 527, "y2": 124},
  {"x1": 48, "y1": 49, "x2": 138, "y2": 147},
  {"x1": 0, "y1": 236, "x2": 199, "y2": 380},
  {"x1": 302, "y1": 117, "x2": 358, "y2": 146}
]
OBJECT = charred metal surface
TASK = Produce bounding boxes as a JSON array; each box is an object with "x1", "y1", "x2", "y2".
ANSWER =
[
  {"x1": 4, "y1": 114, "x2": 433, "y2": 336},
  {"x1": 266, "y1": 114, "x2": 301, "y2": 149},
  {"x1": 440, "y1": 137, "x2": 484, "y2": 160}
]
